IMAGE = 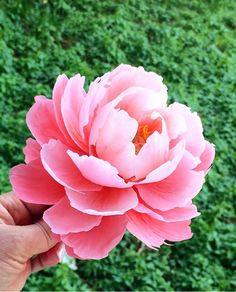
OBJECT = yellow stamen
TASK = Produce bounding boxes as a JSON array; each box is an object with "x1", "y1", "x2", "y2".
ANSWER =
[
  {"x1": 133, "y1": 124, "x2": 151, "y2": 154},
  {"x1": 141, "y1": 124, "x2": 151, "y2": 141}
]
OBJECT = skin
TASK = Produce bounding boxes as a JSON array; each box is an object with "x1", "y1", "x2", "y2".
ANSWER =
[{"x1": 0, "y1": 192, "x2": 63, "y2": 291}]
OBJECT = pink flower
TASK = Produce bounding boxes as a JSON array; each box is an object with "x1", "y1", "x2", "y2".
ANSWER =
[{"x1": 10, "y1": 64, "x2": 215, "y2": 260}]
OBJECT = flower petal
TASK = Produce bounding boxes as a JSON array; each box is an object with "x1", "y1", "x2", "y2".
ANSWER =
[
  {"x1": 23, "y1": 138, "x2": 41, "y2": 163},
  {"x1": 138, "y1": 139, "x2": 185, "y2": 184},
  {"x1": 83, "y1": 65, "x2": 167, "y2": 132},
  {"x1": 134, "y1": 202, "x2": 200, "y2": 222},
  {"x1": 61, "y1": 74, "x2": 87, "y2": 151},
  {"x1": 65, "y1": 246, "x2": 83, "y2": 259},
  {"x1": 10, "y1": 159, "x2": 65, "y2": 204},
  {"x1": 155, "y1": 204, "x2": 200, "y2": 222},
  {"x1": 106, "y1": 66, "x2": 168, "y2": 103},
  {"x1": 66, "y1": 187, "x2": 138, "y2": 216},
  {"x1": 170, "y1": 103, "x2": 205, "y2": 156},
  {"x1": 127, "y1": 211, "x2": 192, "y2": 248},
  {"x1": 52, "y1": 74, "x2": 68, "y2": 132},
  {"x1": 79, "y1": 72, "x2": 111, "y2": 138},
  {"x1": 117, "y1": 86, "x2": 167, "y2": 121},
  {"x1": 52, "y1": 74, "x2": 79, "y2": 148},
  {"x1": 41, "y1": 139, "x2": 101, "y2": 192},
  {"x1": 137, "y1": 151, "x2": 205, "y2": 211},
  {"x1": 26, "y1": 96, "x2": 65, "y2": 145},
  {"x1": 96, "y1": 109, "x2": 137, "y2": 179},
  {"x1": 134, "y1": 131, "x2": 169, "y2": 180},
  {"x1": 96, "y1": 109, "x2": 137, "y2": 157},
  {"x1": 43, "y1": 196, "x2": 102, "y2": 234},
  {"x1": 127, "y1": 211, "x2": 164, "y2": 249},
  {"x1": 88, "y1": 73, "x2": 166, "y2": 150},
  {"x1": 158, "y1": 107, "x2": 187, "y2": 140},
  {"x1": 62, "y1": 215, "x2": 127, "y2": 260},
  {"x1": 195, "y1": 141, "x2": 215, "y2": 173},
  {"x1": 79, "y1": 65, "x2": 134, "y2": 138},
  {"x1": 67, "y1": 151, "x2": 134, "y2": 188},
  {"x1": 89, "y1": 94, "x2": 124, "y2": 148}
]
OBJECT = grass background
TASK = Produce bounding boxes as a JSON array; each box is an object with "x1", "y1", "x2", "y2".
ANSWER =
[{"x1": 0, "y1": 0, "x2": 236, "y2": 290}]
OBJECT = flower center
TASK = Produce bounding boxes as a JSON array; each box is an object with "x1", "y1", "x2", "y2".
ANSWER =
[
  {"x1": 139, "y1": 125, "x2": 151, "y2": 142},
  {"x1": 133, "y1": 124, "x2": 151, "y2": 154},
  {"x1": 133, "y1": 116, "x2": 163, "y2": 154},
  {"x1": 140, "y1": 124, "x2": 151, "y2": 140}
]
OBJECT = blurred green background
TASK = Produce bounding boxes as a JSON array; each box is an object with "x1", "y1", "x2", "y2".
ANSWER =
[{"x1": 0, "y1": 0, "x2": 236, "y2": 290}]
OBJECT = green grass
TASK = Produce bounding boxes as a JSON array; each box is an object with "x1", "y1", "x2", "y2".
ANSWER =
[{"x1": 0, "y1": 0, "x2": 236, "y2": 290}]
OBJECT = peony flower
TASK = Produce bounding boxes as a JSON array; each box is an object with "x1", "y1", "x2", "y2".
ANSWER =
[{"x1": 10, "y1": 64, "x2": 215, "y2": 260}]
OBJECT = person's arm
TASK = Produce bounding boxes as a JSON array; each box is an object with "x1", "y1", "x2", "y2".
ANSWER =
[{"x1": 0, "y1": 192, "x2": 63, "y2": 291}]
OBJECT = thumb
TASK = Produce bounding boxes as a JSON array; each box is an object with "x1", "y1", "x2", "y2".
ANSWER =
[{"x1": 20, "y1": 219, "x2": 60, "y2": 257}]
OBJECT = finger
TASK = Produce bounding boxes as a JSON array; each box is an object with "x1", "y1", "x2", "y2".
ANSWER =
[
  {"x1": 23, "y1": 202, "x2": 49, "y2": 219},
  {"x1": 0, "y1": 203, "x2": 15, "y2": 224},
  {"x1": 31, "y1": 242, "x2": 64, "y2": 273},
  {"x1": 0, "y1": 192, "x2": 32, "y2": 225},
  {"x1": 20, "y1": 219, "x2": 60, "y2": 256},
  {"x1": 1, "y1": 191, "x2": 49, "y2": 224}
]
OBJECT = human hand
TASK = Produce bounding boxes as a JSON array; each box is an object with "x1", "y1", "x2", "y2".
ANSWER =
[{"x1": 0, "y1": 192, "x2": 63, "y2": 291}]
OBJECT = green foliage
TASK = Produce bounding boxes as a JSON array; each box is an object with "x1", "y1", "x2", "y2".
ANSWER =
[{"x1": 0, "y1": 0, "x2": 236, "y2": 290}]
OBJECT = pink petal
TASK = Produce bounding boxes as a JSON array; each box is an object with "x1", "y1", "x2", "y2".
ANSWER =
[
  {"x1": 156, "y1": 204, "x2": 200, "y2": 222},
  {"x1": 26, "y1": 96, "x2": 65, "y2": 145},
  {"x1": 170, "y1": 103, "x2": 205, "y2": 156},
  {"x1": 10, "y1": 159, "x2": 65, "y2": 204},
  {"x1": 135, "y1": 202, "x2": 200, "y2": 222},
  {"x1": 106, "y1": 143, "x2": 136, "y2": 180},
  {"x1": 127, "y1": 211, "x2": 192, "y2": 248},
  {"x1": 88, "y1": 70, "x2": 166, "y2": 152},
  {"x1": 23, "y1": 138, "x2": 41, "y2": 163},
  {"x1": 96, "y1": 109, "x2": 137, "y2": 179},
  {"x1": 109, "y1": 64, "x2": 133, "y2": 78},
  {"x1": 96, "y1": 109, "x2": 137, "y2": 157},
  {"x1": 52, "y1": 74, "x2": 68, "y2": 135},
  {"x1": 117, "y1": 86, "x2": 167, "y2": 121},
  {"x1": 61, "y1": 74, "x2": 87, "y2": 151},
  {"x1": 43, "y1": 196, "x2": 102, "y2": 234},
  {"x1": 79, "y1": 72, "x2": 111, "y2": 138},
  {"x1": 138, "y1": 139, "x2": 185, "y2": 184},
  {"x1": 158, "y1": 107, "x2": 187, "y2": 140},
  {"x1": 134, "y1": 131, "x2": 169, "y2": 180},
  {"x1": 52, "y1": 74, "x2": 68, "y2": 133},
  {"x1": 65, "y1": 246, "x2": 84, "y2": 259},
  {"x1": 179, "y1": 149, "x2": 202, "y2": 168},
  {"x1": 127, "y1": 210, "x2": 164, "y2": 249},
  {"x1": 62, "y1": 215, "x2": 127, "y2": 260},
  {"x1": 66, "y1": 187, "x2": 138, "y2": 216},
  {"x1": 41, "y1": 139, "x2": 101, "y2": 192},
  {"x1": 106, "y1": 66, "x2": 168, "y2": 103},
  {"x1": 67, "y1": 151, "x2": 134, "y2": 188},
  {"x1": 89, "y1": 93, "x2": 125, "y2": 148},
  {"x1": 81, "y1": 65, "x2": 134, "y2": 136},
  {"x1": 137, "y1": 151, "x2": 205, "y2": 211},
  {"x1": 195, "y1": 141, "x2": 215, "y2": 173},
  {"x1": 82, "y1": 65, "x2": 166, "y2": 134},
  {"x1": 52, "y1": 74, "x2": 78, "y2": 148}
]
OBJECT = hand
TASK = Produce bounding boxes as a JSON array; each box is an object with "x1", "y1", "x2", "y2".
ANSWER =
[{"x1": 0, "y1": 192, "x2": 63, "y2": 291}]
